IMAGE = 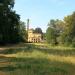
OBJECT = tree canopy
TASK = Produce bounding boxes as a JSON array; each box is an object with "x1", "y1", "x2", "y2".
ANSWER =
[
  {"x1": 0, "y1": 0, "x2": 27, "y2": 44},
  {"x1": 34, "y1": 27, "x2": 43, "y2": 34},
  {"x1": 46, "y1": 11, "x2": 75, "y2": 47},
  {"x1": 46, "y1": 27, "x2": 56, "y2": 44}
]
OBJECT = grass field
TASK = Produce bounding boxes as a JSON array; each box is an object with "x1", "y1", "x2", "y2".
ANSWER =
[{"x1": 0, "y1": 43, "x2": 75, "y2": 75}]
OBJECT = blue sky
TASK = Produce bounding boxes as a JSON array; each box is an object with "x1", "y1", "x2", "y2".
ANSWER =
[{"x1": 14, "y1": 0, "x2": 75, "y2": 32}]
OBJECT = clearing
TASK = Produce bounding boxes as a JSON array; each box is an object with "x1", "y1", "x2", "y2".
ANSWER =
[{"x1": 0, "y1": 43, "x2": 75, "y2": 75}]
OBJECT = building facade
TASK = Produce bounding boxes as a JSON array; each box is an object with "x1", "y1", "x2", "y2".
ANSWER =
[
  {"x1": 28, "y1": 29, "x2": 42, "y2": 43},
  {"x1": 26, "y1": 19, "x2": 43, "y2": 43}
]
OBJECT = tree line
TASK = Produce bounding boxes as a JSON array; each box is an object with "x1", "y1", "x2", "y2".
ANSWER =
[
  {"x1": 46, "y1": 12, "x2": 75, "y2": 47},
  {"x1": 0, "y1": 0, "x2": 44, "y2": 45},
  {"x1": 0, "y1": 0, "x2": 75, "y2": 47}
]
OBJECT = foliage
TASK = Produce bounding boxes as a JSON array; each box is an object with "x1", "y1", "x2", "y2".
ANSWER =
[
  {"x1": 60, "y1": 12, "x2": 75, "y2": 46},
  {"x1": 46, "y1": 19, "x2": 63, "y2": 45},
  {"x1": 34, "y1": 27, "x2": 43, "y2": 39},
  {"x1": 46, "y1": 27, "x2": 56, "y2": 45},
  {"x1": 0, "y1": 0, "x2": 27, "y2": 44},
  {"x1": 34, "y1": 27, "x2": 43, "y2": 34},
  {"x1": 19, "y1": 21, "x2": 27, "y2": 42},
  {"x1": 46, "y1": 12, "x2": 75, "y2": 47}
]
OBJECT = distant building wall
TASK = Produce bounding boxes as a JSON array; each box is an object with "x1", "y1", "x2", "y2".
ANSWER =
[{"x1": 28, "y1": 29, "x2": 42, "y2": 43}]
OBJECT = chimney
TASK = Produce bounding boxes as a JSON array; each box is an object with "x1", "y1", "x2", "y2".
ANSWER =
[{"x1": 27, "y1": 19, "x2": 29, "y2": 31}]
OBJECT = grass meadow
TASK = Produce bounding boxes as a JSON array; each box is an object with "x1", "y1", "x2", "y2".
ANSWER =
[{"x1": 0, "y1": 43, "x2": 75, "y2": 75}]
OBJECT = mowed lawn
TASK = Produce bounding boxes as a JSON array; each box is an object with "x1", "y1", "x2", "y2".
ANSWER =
[{"x1": 0, "y1": 43, "x2": 75, "y2": 75}]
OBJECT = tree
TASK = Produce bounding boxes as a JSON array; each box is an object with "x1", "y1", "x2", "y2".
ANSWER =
[
  {"x1": 46, "y1": 27, "x2": 56, "y2": 45},
  {"x1": 48, "y1": 19, "x2": 65, "y2": 35},
  {"x1": 19, "y1": 21, "x2": 27, "y2": 42},
  {"x1": 62, "y1": 12, "x2": 75, "y2": 46},
  {"x1": 48, "y1": 19, "x2": 65, "y2": 44},
  {"x1": 46, "y1": 11, "x2": 75, "y2": 46},
  {"x1": 48, "y1": 19, "x2": 56, "y2": 28},
  {"x1": 0, "y1": 0, "x2": 20, "y2": 44},
  {"x1": 55, "y1": 20, "x2": 65, "y2": 34},
  {"x1": 34, "y1": 27, "x2": 43, "y2": 34},
  {"x1": 34, "y1": 27, "x2": 43, "y2": 39},
  {"x1": 47, "y1": 19, "x2": 58, "y2": 44}
]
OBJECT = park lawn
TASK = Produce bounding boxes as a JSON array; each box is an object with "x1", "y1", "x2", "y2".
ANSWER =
[{"x1": 0, "y1": 43, "x2": 75, "y2": 75}]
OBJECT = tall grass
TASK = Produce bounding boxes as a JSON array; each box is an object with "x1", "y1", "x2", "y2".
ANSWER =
[{"x1": 0, "y1": 43, "x2": 75, "y2": 75}]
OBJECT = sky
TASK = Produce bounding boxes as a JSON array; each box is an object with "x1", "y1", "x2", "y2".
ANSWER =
[{"x1": 14, "y1": 0, "x2": 75, "y2": 32}]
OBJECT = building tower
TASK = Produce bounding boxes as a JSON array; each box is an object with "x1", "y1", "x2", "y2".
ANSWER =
[
  {"x1": 27, "y1": 19, "x2": 30, "y2": 42},
  {"x1": 27, "y1": 19, "x2": 29, "y2": 31}
]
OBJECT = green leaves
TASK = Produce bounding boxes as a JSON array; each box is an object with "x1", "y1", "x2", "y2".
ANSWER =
[
  {"x1": 46, "y1": 11, "x2": 75, "y2": 46},
  {"x1": 34, "y1": 28, "x2": 43, "y2": 34},
  {"x1": 0, "y1": 0, "x2": 20, "y2": 44},
  {"x1": 46, "y1": 27, "x2": 56, "y2": 44}
]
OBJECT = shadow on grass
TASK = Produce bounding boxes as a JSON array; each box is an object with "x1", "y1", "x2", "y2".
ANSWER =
[
  {"x1": 35, "y1": 47, "x2": 75, "y2": 56},
  {"x1": 0, "y1": 66, "x2": 17, "y2": 71},
  {"x1": 0, "y1": 56, "x2": 75, "y2": 75},
  {"x1": 0, "y1": 44, "x2": 75, "y2": 56},
  {"x1": 0, "y1": 44, "x2": 35, "y2": 54}
]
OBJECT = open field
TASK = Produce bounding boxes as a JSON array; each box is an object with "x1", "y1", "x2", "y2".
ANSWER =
[{"x1": 0, "y1": 43, "x2": 75, "y2": 75}]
